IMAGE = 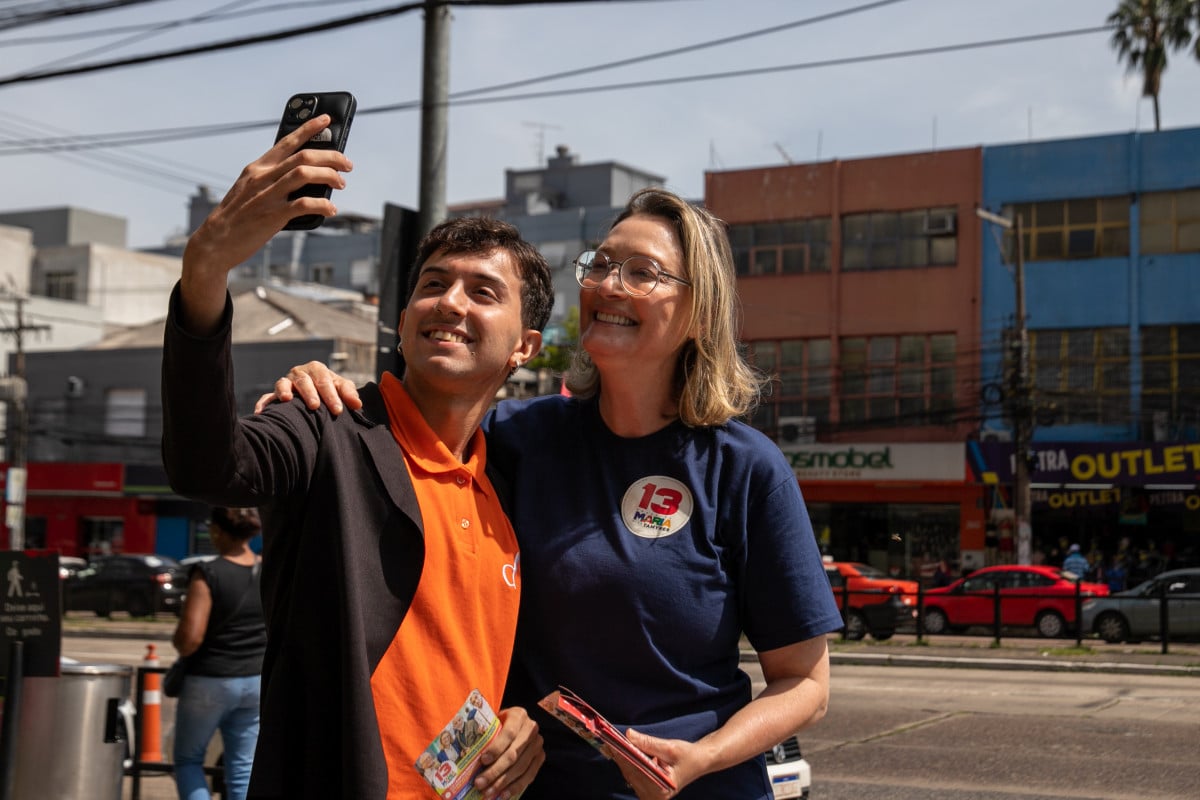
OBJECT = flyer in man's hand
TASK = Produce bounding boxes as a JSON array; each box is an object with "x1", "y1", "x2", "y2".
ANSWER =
[
  {"x1": 538, "y1": 686, "x2": 676, "y2": 792},
  {"x1": 414, "y1": 689, "x2": 510, "y2": 800}
]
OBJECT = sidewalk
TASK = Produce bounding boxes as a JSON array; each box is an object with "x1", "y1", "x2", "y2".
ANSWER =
[
  {"x1": 823, "y1": 632, "x2": 1200, "y2": 676},
  {"x1": 66, "y1": 615, "x2": 1200, "y2": 676}
]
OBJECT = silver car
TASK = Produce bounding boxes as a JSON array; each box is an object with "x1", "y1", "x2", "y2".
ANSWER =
[{"x1": 1081, "y1": 568, "x2": 1200, "y2": 643}]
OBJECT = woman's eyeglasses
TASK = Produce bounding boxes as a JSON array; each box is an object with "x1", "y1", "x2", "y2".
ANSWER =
[{"x1": 573, "y1": 250, "x2": 692, "y2": 297}]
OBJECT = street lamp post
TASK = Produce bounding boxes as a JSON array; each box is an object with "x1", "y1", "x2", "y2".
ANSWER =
[{"x1": 977, "y1": 207, "x2": 1033, "y2": 565}]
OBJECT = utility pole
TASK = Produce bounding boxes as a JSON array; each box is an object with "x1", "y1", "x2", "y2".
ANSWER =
[
  {"x1": 977, "y1": 207, "x2": 1033, "y2": 565},
  {"x1": 417, "y1": 0, "x2": 451, "y2": 238},
  {"x1": 0, "y1": 293, "x2": 49, "y2": 551}
]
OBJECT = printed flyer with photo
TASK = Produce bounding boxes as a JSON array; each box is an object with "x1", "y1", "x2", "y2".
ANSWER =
[{"x1": 414, "y1": 689, "x2": 511, "y2": 800}]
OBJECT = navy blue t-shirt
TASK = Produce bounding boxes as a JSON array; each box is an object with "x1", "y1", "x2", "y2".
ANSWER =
[{"x1": 486, "y1": 395, "x2": 842, "y2": 799}]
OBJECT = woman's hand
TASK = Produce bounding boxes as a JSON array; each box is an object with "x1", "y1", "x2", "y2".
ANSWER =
[
  {"x1": 472, "y1": 706, "x2": 544, "y2": 800},
  {"x1": 612, "y1": 728, "x2": 708, "y2": 799},
  {"x1": 253, "y1": 361, "x2": 362, "y2": 416},
  {"x1": 612, "y1": 634, "x2": 832, "y2": 798}
]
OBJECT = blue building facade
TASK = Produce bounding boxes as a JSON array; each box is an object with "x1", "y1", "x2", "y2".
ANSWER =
[{"x1": 978, "y1": 128, "x2": 1200, "y2": 573}]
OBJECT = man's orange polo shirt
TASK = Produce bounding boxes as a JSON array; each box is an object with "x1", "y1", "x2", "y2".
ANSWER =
[{"x1": 372, "y1": 373, "x2": 521, "y2": 798}]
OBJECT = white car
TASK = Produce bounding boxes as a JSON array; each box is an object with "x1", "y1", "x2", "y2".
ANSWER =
[{"x1": 766, "y1": 735, "x2": 811, "y2": 799}]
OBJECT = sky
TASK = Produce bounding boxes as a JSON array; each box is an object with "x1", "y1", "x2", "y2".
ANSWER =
[{"x1": 3, "y1": 0, "x2": 1200, "y2": 249}]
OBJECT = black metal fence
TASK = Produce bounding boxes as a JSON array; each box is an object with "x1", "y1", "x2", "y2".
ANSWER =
[{"x1": 906, "y1": 581, "x2": 1195, "y2": 654}]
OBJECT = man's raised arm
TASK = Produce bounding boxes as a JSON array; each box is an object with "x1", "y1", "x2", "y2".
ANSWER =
[{"x1": 177, "y1": 114, "x2": 352, "y2": 335}]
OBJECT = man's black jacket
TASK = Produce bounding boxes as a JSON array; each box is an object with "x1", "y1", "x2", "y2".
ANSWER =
[{"x1": 162, "y1": 284, "x2": 423, "y2": 799}]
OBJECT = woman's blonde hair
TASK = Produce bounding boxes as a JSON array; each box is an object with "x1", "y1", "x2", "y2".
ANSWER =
[{"x1": 566, "y1": 187, "x2": 764, "y2": 426}]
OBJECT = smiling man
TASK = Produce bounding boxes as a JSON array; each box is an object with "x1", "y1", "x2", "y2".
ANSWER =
[{"x1": 160, "y1": 113, "x2": 552, "y2": 800}]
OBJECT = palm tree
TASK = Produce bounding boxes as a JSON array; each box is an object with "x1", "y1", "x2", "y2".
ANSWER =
[{"x1": 1108, "y1": 0, "x2": 1197, "y2": 130}]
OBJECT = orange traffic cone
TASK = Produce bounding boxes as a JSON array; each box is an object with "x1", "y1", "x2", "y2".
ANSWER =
[{"x1": 140, "y1": 643, "x2": 165, "y2": 763}]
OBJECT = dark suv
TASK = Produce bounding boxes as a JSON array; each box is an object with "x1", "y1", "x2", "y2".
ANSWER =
[{"x1": 64, "y1": 554, "x2": 186, "y2": 618}]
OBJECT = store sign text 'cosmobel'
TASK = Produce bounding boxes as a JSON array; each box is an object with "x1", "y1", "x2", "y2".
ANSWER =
[{"x1": 787, "y1": 447, "x2": 894, "y2": 471}]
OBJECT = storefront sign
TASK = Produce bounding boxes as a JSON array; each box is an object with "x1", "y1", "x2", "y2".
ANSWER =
[
  {"x1": 784, "y1": 443, "x2": 964, "y2": 482},
  {"x1": 1147, "y1": 491, "x2": 1200, "y2": 511},
  {"x1": 1032, "y1": 488, "x2": 1124, "y2": 509},
  {"x1": 974, "y1": 442, "x2": 1200, "y2": 487}
]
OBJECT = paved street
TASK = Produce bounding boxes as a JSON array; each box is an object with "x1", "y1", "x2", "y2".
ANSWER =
[
  {"x1": 748, "y1": 661, "x2": 1200, "y2": 799},
  {"x1": 49, "y1": 625, "x2": 1200, "y2": 800}
]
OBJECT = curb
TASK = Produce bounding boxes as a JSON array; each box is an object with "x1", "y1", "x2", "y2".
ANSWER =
[
  {"x1": 826, "y1": 650, "x2": 1200, "y2": 677},
  {"x1": 738, "y1": 648, "x2": 1200, "y2": 677},
  {"x1": 63, "y1": 627, "x2": 172, "y2": 641},
  {"x1": 73, "y1": 626, "x2": 1200, "y2": 677}
]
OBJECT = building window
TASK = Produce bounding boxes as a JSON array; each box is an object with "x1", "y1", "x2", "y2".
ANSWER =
[
  {"x1": 1006, "y1": 196, "x2": 1130, "y2": 261},
  {"x1": 105, "y1": 388, "x2": 146, "y2": 438},
  {"x1": 1141, "y1": 189, "x2": 1200, "y2": 254},
  {"x1": 1029, "y1": 328, "x2": 1129, "y2": 425},
  {"x1": 350, "y1": 258, "x2": 375, "y2": 293},
  {"x1": 1141, "y1": 325, "x2": 1200, "y2": 426},
  {"x1": 841, "y1": 208, "x2": 958, "y2": 271},
  {"x1": 728, "y1": 218, "x2": 831, "y2": 276},
  {"x1": 81, "y1": 517, "x2": 124, "y2": 556},
  {"x1": 311, "y1": 264, "x2": 334, "y2": 284},
  {"x1": 45, "y1": 271, "x2": 77, "y2": 300},
  {"x1": 747, "y1": 338, "x2": 831, "y2": 433},
  {"x1": 839, "y1": 333, "x2": 957, "y2": 427}
]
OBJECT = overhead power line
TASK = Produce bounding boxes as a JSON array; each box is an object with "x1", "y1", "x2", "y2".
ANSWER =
[
  {"x1": 0, "y1": 0, "x2": 426, "y2": 86},
  {"x1": 0, "y1": 0, "x2": 636, "y2": 86},
  {"x1": 0, "y1": 25, "x2": 1113, "y2": 156},
  {"x1": 0, "y1": 0, "x2": 379, "y2": 48},
  {"x1": 0, "y1": 0, "x2": 167, "y2": 33}
]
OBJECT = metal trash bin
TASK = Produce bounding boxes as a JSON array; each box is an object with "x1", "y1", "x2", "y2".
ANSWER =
[{"x1": 10, "y1": 662, "x2": 133, "y2": 800}]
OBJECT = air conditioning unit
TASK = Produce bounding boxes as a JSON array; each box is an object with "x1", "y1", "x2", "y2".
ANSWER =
[
  {"x1": 922, "y1": 213, "x2": 956, "y2": 235},
  {"x1": 979, "y1": 429, "x2": 1011, "y2": 443},
  {"x1": 777, "y1": 416, "x2": 816, "y2": 448}
]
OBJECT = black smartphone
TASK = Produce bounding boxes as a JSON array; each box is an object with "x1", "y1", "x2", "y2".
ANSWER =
[{"x1": 274, "y1": 91, "x2": 357, "y2": 231}]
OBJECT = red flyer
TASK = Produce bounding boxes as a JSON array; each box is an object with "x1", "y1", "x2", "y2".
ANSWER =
[{"x1": 538, "y1": 686, "x2": 675, "y2": 792}]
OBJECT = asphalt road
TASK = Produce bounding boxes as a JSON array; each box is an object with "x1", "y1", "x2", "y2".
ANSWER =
[
  {"x1": 51, "y1": 635, "x2": 1200, "y2": 800},
  {"x1": 745, "y1": 660, "x2": 1200, "y2": 800}
]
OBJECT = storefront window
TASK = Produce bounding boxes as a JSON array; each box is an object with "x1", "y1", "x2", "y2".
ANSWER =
[
  {"x1": 807, "y1": 502, "x2": 960, "y2": 582},
  {"x1": 81, "y1": 517, "x2": 124, "y2": 557}
]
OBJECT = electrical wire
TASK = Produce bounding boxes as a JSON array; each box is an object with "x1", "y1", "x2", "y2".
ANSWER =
[
  {"x1": 0, "y1": 25, "x2": 1113, "y2": 154},
  {"x1": 0, "y1": 0, "x2": 641, "y2": 84},
  {"x1": 23, "y1": 0, "x2": 262, "y2": 74},
  {"x1": 0, "y1": 0, "x2": 379, "y2": 46},
  {"x1": 0, "y1": 0, "x2": 168, "y2": 33}
]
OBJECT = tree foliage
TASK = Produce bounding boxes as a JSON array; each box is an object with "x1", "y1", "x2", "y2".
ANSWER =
[
  {"x1": 527, "y1": 305, "x2": 579, "y2": 377},
  {"x1": 1107, "y1": 0, "x2": 1199, "y2": 130}
]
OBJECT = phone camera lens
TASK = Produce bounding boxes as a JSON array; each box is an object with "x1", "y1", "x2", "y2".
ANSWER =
[{"x1": 289, "y1": 98, "x2": 303, "y2": 109}]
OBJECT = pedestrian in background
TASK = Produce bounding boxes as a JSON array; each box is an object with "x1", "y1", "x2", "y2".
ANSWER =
[
  {"x1": 171, "y1": 507, "x2": 265, "y2": 800},
  {"x1": 1062, "y1": 543, "x2": 1089, "y2": 580}
]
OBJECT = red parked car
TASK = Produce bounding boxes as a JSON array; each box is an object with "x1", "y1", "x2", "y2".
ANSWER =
[
  {"x1": 824, "y1": 559, "x2": 920, "y2": 640},
  {"x1": 921, "y1": 564, "x2": 1109, "y2": 638}
]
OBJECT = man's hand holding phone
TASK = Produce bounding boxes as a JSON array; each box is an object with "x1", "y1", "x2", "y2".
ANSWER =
[{"x1": 179, "y1": 113, "x2": 353, "y2": 336}]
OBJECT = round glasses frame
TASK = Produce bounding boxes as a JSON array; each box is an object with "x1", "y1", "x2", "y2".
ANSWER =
[{"x1": 573, "y1": 250, "x2": 692, "y2": 297}]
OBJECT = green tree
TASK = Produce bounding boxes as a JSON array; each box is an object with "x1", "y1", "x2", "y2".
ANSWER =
[
  {"x1": 1108, "y1": 0, "x2": 1198, "y2": 131},
  {"x1": 527, "y1": 305, "x2": 579, "y2": 380}
]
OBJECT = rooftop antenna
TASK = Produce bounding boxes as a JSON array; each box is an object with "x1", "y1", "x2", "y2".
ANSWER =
[
  {"x1": 773, "y1": 142, "x2": 793, "y2": 165},
  {"x1": 522, "y1": 121, "x2": 562, "y2": 165},
  {"x1": 709, "y1": 140, "x2": 724, "y2": 169}
]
